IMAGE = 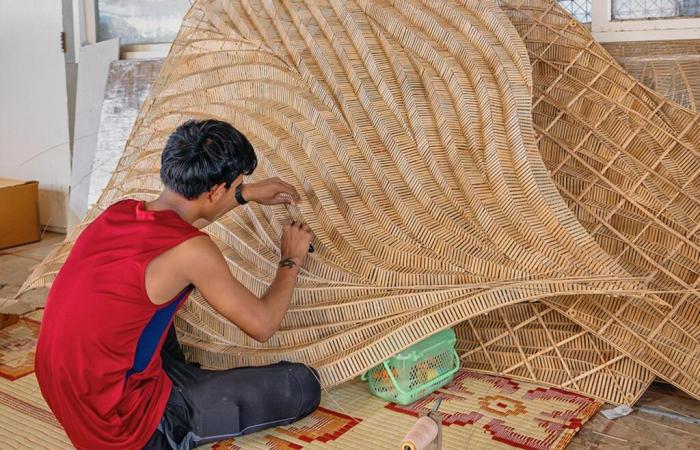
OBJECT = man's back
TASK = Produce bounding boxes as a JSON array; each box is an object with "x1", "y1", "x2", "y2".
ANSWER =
[{"x1": 35, "y1": 199, "x2": 203, "y2": 450}]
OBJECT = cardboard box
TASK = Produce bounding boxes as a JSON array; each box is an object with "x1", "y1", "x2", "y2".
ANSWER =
[
  {"x1": 0, "y1": 178, "x2": 40, "y2": 250},
  {"x1": 0, "y1": 313, "x2": 19, "y2": 330}
]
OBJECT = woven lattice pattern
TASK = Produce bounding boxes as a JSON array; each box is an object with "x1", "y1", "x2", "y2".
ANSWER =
[
  {"x1": 5, "y1": 0, "x2": 699, "y2": 404},
  {"x1": 455, "y1": 303, "x2": 654, "y2": 405},
  {"x1": 500, "y1": 0, "x2": 700, "y2": 401},
  {"x1": 604, "y1": 40, "x2": 700, "y2": 111}
]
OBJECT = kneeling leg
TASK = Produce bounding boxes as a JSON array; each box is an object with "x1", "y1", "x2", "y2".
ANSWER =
[{"x1": 182, "y1": 361, "x2": 321, "y2": 447}]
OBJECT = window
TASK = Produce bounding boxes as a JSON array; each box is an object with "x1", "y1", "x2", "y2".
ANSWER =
[
  {"x1": 612, "y1": 0, "x2": 700, "y2": 20},
  {"x1": 558, "y1": 0, "x2": 592, "y2": 23},
  {"x1": 97, "y1": 0, "x2": 191, "y2": 45}
]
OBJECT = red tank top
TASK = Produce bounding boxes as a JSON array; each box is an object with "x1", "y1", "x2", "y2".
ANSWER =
[{"x1": 35, "y1": 200, "x2": 204, "y2": 449}]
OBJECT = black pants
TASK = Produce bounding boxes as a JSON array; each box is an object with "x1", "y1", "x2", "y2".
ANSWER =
[{"x1": 142, "y1": 326, "x2": 321, "y2": 450}]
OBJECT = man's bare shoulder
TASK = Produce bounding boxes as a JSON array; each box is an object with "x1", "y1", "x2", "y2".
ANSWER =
[
  {"x1": 175, "y1": 234, "x2": 220, "y2": 260},
  {"x1": 170, "y1": 234, "x2": 230, "y2": 278}
]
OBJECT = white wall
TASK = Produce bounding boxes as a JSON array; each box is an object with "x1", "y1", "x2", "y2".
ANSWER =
[
  {"x1": 0, "y1": 1, "x2": 71, "y2": 231},
  {"x1": 69, "y1": 39, "x2": 119, "y2": 228}
]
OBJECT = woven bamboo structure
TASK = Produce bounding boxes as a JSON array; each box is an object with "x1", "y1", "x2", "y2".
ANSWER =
[
  {"x1": 455, "y1": 303, "x2": 654, "y2": 405},
  {"x1": 4, "y1": 0, "x2": 698, "y2": 405},
  {"x1": 496, "y1": 0, "x2": 700, "y2": 402},
  {"x1": 603, "y1": 39, "x2": 700, "y2": 111}
]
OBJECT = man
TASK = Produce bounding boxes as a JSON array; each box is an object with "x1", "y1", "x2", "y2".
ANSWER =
[{"x1": 35, "y1": 119, "x2": 321, "y2": 450}]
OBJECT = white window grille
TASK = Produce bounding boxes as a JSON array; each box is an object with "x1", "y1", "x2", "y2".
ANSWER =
[
  {"x1": 612, "y1": 0, "x2": 700, "y2": 20},
  {"x1": 558, "y1": 0, "x2": 593, "y2": 22}
]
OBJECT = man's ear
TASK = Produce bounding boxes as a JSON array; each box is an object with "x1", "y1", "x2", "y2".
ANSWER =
[{"x1": 208, "y1": 183, "x2": 228, "y2": 203}]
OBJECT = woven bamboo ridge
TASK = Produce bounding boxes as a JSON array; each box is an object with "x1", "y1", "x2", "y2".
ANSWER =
[{"x1": 6, "y1": 0, "x2": 698, "y2": 403}]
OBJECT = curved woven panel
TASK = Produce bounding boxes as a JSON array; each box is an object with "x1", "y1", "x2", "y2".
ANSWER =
[
  {"x1": 499, "y1": 0, "x2": 700, "y2": 400},
  {"x1": 455, "y1": 303, "x2": 654, "y2": 405},
  {"x1": 8, "y1": 0, "x2": 698, "y2": 401},
  {"x1": 157, "y1": 0, "x2": 648, "y2": 387}
]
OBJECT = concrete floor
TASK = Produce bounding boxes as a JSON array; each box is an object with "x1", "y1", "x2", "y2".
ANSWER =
[
  {"x1": 1, "y1": 233, "x2": 699, "y2": 449},
  {"x1": 0, "y1": 232, "x2": 63, "y2": 307}
]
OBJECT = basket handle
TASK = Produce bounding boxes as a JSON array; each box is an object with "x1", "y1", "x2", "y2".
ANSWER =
[
  {"x1": 383, "y1": 359, "x2": 405, "y2": 393},
  {"x1": 451, "y1": 349, "x2": 461, "y2": 373},
  {"x1": 384, "y1": 349, "x2": 461, "y2": 396},
  {"x1": 360, "y1": 371, "x2": 368, "y2": 381}
]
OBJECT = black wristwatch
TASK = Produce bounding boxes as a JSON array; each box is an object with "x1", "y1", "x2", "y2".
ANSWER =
[{"x1": 235, "y1": 183, "x2": 248, "y2": 205}]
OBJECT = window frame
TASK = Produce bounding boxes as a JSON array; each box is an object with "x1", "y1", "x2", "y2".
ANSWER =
[
  {"x1": 79, "y1": 0, "x2": 700, "y2": 56},
  {"x1": 82, "y1": 0, "x2": 176, "y2": 59},
  {"x1": 591, "y1": 0, "x2": 700, "y2": 42}
]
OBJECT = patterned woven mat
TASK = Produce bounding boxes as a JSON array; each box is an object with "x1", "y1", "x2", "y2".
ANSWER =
[
  {"x1": 0, "y1": 317, "x2": 600, "y2": 449},
  {"x1": 210, "y1": 372, "x2": 601, "y2": 450}
]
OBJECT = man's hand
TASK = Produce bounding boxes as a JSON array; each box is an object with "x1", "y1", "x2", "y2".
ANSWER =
[
  {"x1": 280, "y1": 221, "x2": 313, "y2": 269},
  {"x1": 241, "y1": 177, "x2": 302, "y2": 206}
]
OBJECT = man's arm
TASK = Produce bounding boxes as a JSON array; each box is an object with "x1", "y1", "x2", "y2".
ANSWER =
[{"x1": 179, "y1": 222, "x2": 311, "y2": 342}]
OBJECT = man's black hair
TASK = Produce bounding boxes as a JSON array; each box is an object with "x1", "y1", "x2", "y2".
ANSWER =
[{"x1": 160, "y1": 119, "x2": 257, "y2": 199}]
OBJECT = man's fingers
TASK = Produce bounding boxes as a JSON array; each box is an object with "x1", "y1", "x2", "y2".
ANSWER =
[
  {"x1": 282, "y1": 181, "x2": 302, "y2": 201},
  {"x1": 284, "y1": 221, "x2": 312, "y2": 236},
  {"x1": 302, "y1": 224, "x2": 314, "y2": 243},
  {"x1": 276, "y1": 187, "x2": 299, "y2": 204},
  {"x1": 275, "y1": 190, "x2": 298, "y2": 205}
]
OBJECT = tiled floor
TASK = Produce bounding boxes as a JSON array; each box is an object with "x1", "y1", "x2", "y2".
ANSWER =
[{"x1": 0, "y1": 234, "x2": 699, "y2": 449}]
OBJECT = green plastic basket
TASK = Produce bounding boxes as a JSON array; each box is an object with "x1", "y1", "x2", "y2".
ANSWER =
[{"x1": 362, "y1": 328, "x2": 459, "y2": 405}]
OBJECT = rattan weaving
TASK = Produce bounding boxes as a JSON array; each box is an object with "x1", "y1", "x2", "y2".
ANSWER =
[
  {"x1": 4, "y1": 0, "x2": 698, "y2": 404},
  {"x1": 455, "y1": 303, "x2": 654, "y2": 405},
  {"x1": 603, "y1": 39, "x2": 700, "y2": 111},
  {"x1": 499, "y1": 0, "x2": 700, "y2": 402}
]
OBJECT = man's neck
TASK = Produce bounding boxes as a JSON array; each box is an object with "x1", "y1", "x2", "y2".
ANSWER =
[{"x1": 145, "y1": 190, "x2": 201, "y2": 225}]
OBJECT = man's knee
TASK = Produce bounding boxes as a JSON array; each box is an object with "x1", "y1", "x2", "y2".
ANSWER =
[{"x1": 287, "y1": 363, "x2": 321, "y2": 417}]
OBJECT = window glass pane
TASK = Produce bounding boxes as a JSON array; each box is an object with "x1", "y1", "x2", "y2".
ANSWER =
[
  {"x1": 681, "y1": 0, "x2": 700, "y2": 16},
  {"x1": 612, "y1": 0, "x2": 700, "y2": 19},
  {"x1": 558, "y1": 0, "x2": 592, "y2": 23},
  {"x1": 97, "y1": 0, "x2": 191, "y2": 45}
]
